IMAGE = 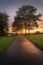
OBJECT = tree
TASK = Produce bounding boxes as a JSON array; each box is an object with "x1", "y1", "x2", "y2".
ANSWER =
[
  {"x1": 12, "y1": 17, "x2": 23, "y2": 35},
  {"x1": 12, "y1": 4, "x2": 42, "y2": 35},
  {"x1": 0, "y1": 12, "x2": 9, "y2": 36}
]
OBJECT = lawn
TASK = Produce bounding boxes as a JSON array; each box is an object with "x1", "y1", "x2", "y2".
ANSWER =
[
  {"x1": 25, "y1": 34, "x2": 43, "y2": 50},
  {"x1": 0, "y1": 36, "x2": 14, "y2": 53}
]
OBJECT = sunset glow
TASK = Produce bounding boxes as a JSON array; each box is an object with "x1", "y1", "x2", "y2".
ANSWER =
[
  {"x1": 8, "y1": 19, "x2": 43, "y2": 34},
  {"x1": 8, "y1": 27, "x2": 43, "y2": 34}
]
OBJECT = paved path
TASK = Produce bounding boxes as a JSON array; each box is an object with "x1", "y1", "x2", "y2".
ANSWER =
[{"x1": 0, "y1": 36, "x2": 43, "y2": 65}]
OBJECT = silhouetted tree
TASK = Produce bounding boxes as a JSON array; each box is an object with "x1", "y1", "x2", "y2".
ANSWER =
[
  {"x1": 0, "y1": 12, "x2": 9, "y2": 36},
  {"x1": 12, "y1": 17, "x2": 23, "y2": 35},
  {"x1": 12, "y1": 4, "x2": 42, "y2": 35}
]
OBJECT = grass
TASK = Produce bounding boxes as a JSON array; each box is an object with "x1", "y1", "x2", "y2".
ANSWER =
[
  {"x1": 0, "y1": 34, "x2": 43, "y2": 53},
  {"x1": 0, "y1": 36, "x2": 15, "y2": 53},
  {"x1": 25, "y1": 34, "x2": 43, "y2": 50}
]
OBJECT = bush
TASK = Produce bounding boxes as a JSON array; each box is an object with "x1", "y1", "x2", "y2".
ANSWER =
[{"x1": 35, "y1": 31, "x2": 41, "y2": 34}]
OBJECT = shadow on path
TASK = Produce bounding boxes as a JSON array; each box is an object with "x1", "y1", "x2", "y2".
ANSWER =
[{"x1": 0, "y1": 36, "x2": 43, "y2": 65}]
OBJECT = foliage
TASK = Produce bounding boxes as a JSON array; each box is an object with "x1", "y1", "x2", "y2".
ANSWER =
[
  {"x1": 0, "y1": 12, "x2": 9, "y2": 36},
  {"x1": 12, "y1": 4, "x2": 42, "y2": 35}
]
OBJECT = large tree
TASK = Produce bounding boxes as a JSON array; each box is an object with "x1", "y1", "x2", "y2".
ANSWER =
[
  {"x1": 0, "y1": 12, "x2": 9, "y2": 36},
  {"x1": 12, "y1": 17, "x2": 23, "y2": 35},
  {"x1": 12, "y1": 4, "x2": 42, "y2": 35}
]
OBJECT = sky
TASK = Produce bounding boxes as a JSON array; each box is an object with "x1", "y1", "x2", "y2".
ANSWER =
[{"x1": 0, "y1": 0, "x2": 43, "y2": 27}]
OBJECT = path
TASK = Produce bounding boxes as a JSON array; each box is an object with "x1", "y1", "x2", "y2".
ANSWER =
[{"x1": 0, "y1": 36, "x2": 43, "y2": 65}]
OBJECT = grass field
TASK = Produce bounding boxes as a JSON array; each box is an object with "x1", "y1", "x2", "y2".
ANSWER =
[
  {"x1": 25, "y1": 34, "x2": 43, "y2": 50},
  {"x1": 0, "y1": 34, "x2": 43, "y2": 53},
  {"x1": 0, "y1": 36, "x2": 14, "y2": 53}
]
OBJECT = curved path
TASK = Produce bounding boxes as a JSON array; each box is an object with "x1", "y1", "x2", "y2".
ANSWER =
[{"x1": 0, "y1": 36, "x2": 43, "y2": 65}]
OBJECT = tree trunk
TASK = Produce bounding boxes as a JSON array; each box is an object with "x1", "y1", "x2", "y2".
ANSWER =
[
  {"x1": 16, "y1": 30, "x2": 18, "y2": 36},
  {"x1": 25, "y1": 22, "x2": 26, "y2": 36},
  {"x1": 25, "y1": 25, "x2": 26, "y2": 36},
  {"x1": 0, "y1": 30, "x2": 4, "y2": 36},
  {"x1": 28, "y1": 27, "x2": 30, "y2": 35},
  {"x1": 25, "y1": 27, "x2": 26, "y2": 35},
  {"x1": 21, "y1": 28, "x2": 22, "y2": 35}
]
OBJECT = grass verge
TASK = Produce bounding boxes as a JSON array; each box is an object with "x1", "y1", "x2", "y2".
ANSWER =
[
  {"x1": 25, "y1": 34, "x2": 43, "y2": 50},
  {"x1": 0, "y1": 36, "x2": 15, "y2": 53}
]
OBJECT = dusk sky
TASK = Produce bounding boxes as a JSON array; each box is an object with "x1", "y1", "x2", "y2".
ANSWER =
[{"x1": 0, "y1": 0, "x2": 43, "y2": 27}]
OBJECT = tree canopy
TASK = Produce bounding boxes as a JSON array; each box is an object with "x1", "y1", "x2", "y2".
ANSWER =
[
  {"x1": 0, "y1": 12, "x2": 9, "y2": 36},
  {"x1": 12, "y1": 4, "x2": 42, "y2": 34}
]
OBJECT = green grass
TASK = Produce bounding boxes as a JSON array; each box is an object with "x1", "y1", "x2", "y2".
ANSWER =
[
  {"x1": 0, "y1": 36, "x2": 15, "y2": 53},
  {"x1": 25, "y1": 34, "x2": 43, "y2": 50}
]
